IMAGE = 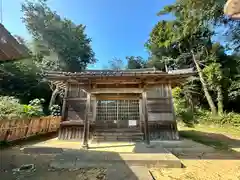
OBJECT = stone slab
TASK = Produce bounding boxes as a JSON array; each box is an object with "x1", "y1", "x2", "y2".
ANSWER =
[{"x1": 49, "y1": 149, "x2": 181, "y2": 169}]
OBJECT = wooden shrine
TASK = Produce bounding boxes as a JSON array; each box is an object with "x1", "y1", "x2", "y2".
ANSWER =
[{"x1": 46, "y1": 68, "x2": 194, "y2": 148}]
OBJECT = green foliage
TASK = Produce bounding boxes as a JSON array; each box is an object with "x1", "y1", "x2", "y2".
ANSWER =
[
  {"x1": 0, "y1": 96, "x2": 45, "y2": 120},
  {"x1": 147, "y1": 0, "x2": 240, "y2": 114},
  {"x1": 23, "y1": 98, "x2": 45, "y2": 117},
  {"x1": 126, "y1": 56, "x2": 147, "y2": 69},
  {"x1": 0, "y1": 58, "x2": 52, "y2": 106},
  {"x1": 0, "y1": 96, "x2": 25, "y2": 120},
  {"x1": 21, "y1": 0, "x2": 96, "y2": 72},
  {"x1": 180, "y1": 109, "x2": 195, "y2": 127},
  {"x1": 203, "y1": 63, "x2": 222, "y2": 86},
  {"x1": 172, "y1": 87, "x2": 185, "y2": 116},
  {"x1": 173, "y1": 87, "x2": 196, "y2": 127},
  {"x1": 198, "y1": 112, "x2": 240, "y2": 127},
  {"x1": 107, "y1": 58, "x2": 124, "y2": 70}
]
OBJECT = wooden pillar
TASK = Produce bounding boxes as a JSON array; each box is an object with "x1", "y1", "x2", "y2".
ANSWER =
[
  {"x1": 61, "y1": 82, "x2": 69, "y2": 122},
  {"x1": 139, "y1": 98, "x2": 143, "y2": 132},
  {"x1": 92, "y1": 96, "x2": 97, "y2": 122},
  {"x1": 82, "y1": 92, "x2": 91, "y2": 149},
  {"x1": 142, "y1": 91, "x2": 150, "y2": 145}
]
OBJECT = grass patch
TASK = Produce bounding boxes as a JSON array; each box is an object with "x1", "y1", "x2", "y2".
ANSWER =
[
  {"x1": 179, "y1": 123, "x2": 240, "y2": 138},
  {"x1": 179, "y1": 130, "x2": 230, "y2": 150},
  {"x1": 178, "y1": 123, "x2": 240, "y2": 151}
]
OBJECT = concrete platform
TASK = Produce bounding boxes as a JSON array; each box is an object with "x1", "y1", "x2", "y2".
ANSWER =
[
  {"x1": 23, "y1": 147, "x2": 180, "y2": 169},
  {"x1": 23, "y1": 143, "x2": 181, "y2": 169}
]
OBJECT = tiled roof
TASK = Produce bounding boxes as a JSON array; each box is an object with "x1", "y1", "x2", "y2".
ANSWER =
[
  {"x1": 46, "y1": 68, "x2": 194, "y2": 77},
  {"x1": 0, "y1": 24, "x2": 29, "y2": 62}
]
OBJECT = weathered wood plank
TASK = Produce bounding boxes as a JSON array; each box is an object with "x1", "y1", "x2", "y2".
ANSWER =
[
  {"x1": 82, "y1": 93, "x2": 91, "y2": 148},
  {"x1": 61, "y1": 82, "x2": 70, "y2": 121},
  {"x1": 142, "y1": 91, "x2": 150, "y2": 145},
  {"x1": 91, "y1": 88, "x2": 143, "y2": 94}
]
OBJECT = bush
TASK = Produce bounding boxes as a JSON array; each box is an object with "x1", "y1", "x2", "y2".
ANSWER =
[
  {"x1": 0, "y1": 96, "x2": 25, "y2": 120},
  {"x1": 195, "y1": 109, "x2": 240, "y2": 127},
  {"x1": 23, "y1": 98, "x2": 45, "y2": 117},
  {"x1": 180, "y1": 108, "x2": 195, "y2": 127},
  {"x1": 0, "y1": 96, "x2": 45, "y2": 120}
]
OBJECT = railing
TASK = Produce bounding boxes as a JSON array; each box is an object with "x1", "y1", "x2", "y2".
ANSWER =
[{"x1": 0, "y1": 116, "x2": 61, "y2": 142}]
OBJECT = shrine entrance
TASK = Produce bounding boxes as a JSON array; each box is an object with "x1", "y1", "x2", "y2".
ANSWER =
[{"x1": 95, "y1": 95, "x2": 140, "y2": 129}]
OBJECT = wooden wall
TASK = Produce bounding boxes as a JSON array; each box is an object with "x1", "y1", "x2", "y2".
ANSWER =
[
  {"x1": 146, "y1": 84, "x2": 174, "y2": 122},
  {"x1": 66, "y1": 84, "x2": 94, "y2": 122},
  {"x1": 0, "y1": 116, "x2": 60, "y2": 142},
  {"x1": 145, "y1": 84, "x2": 179, "y2": 140}
]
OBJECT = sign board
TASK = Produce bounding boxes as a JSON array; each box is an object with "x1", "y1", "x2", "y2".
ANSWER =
[{"x1": 128, "y1": 120, "x2": 137, "y2": 126}]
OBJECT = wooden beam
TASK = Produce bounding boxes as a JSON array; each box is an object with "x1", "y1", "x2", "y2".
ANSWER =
[
  {"x1": 142, "y1": 91, "x2": 150, "y2": 145},
  {"x1": 61, "y1": 82, "x2": 69, "y2": 122},
  {"x1": 91, "y1": 88, "x2": 143, "y2": 94},
  {"x1": 82, "y1": 92, "x2": 91, "y2": 149}
]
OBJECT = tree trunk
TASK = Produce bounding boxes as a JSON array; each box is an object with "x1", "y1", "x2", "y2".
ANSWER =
[
  {"x1": 191, "y1": 50, "x2": 217, "y2": 115},
  {"x1": 49, "y1": 86, "x2": 59, "y2": 109},
  {"x1": 217, "y1": 85, "x2": 224, "y2": 115}
]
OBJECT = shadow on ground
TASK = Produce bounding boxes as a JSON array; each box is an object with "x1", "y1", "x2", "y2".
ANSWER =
[
  {"x1": 178, "y1": 130, "x2": 240, "y2": 159},
  {"x1": 0, "y1": 147, "x2": 142, "y2": 180}
]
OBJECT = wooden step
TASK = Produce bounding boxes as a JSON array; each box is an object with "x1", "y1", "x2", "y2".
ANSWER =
[
  {"x1": 93, "y1": 130, "x2": 144, "y2": 142},
  {"x1": 94, "y1": 132, "x2": 143, "y2": 136},
  {"x1": 95, "y1": 128, "x2": 140, "y2": 133}
]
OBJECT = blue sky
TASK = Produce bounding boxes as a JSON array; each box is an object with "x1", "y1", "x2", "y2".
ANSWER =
[{"x1": 3, "y1": 0, "x2": 174, "y2": 69}]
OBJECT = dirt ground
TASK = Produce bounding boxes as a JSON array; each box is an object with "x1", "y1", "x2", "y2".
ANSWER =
[
  {"x1": 151, "y1": 125, "x2": 240, "y2": 180},
  {"x1": 1, "y1": 138, "x2": 240, "y2": 180},
  {"x1": 150, "y1": 152, "x2": 240, "y2": 180},
  {"x1": 0, "y1": 147, "x2": 107, "y2": 180}
]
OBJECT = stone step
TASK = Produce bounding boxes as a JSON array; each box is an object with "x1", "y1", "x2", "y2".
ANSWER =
[
  {"x1": 50, "y1": 151, "x2": 182, "y2": 169},
  {"x1": 94, "y1": 132, "x2": 143, "y2": 136},
  {"x1": 93, "y1": 129, "x2": 144, "y2": 142},
  {"x1": 95, "y1": 128, "x2": 140, "y2": 133},
  {"x1": 94, "y1": 136, "x2": 143, "y2": 142}
]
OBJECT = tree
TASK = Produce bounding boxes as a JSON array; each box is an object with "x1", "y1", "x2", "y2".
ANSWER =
[
  {"x1": 146, "y1": 0, "x2": 240, "y2": 116},
  {"x1": 147, "y1": 21, "x2": 218, "y2": 115},
  {"x1": 21, "y1": 0, "x2": 96, "y2": 72},
  {"x1": 21, "y1": 0, "x2": 96, "y2": 108},
  {"x1": 203, "y1": 62, "x2": 224, "y2": 114},
  {"x1": 108, "y1": 58, "x2": 124, "y2": 70},
  {"x1": 126, "y1": 56, "x2": 147, "y2": 69}
]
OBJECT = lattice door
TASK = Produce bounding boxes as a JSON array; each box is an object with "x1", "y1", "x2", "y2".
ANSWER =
[{"x1": 96, "y1": 99, "x2": 139, "y2": 128}]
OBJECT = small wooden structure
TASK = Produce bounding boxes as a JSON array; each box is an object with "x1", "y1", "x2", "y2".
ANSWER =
[
  {"x1": 46, "y1": 68, "x2": 194, "y2": 148},
  {"x1": 0, "y1": 24, "x2": 29, "y2": 62}
]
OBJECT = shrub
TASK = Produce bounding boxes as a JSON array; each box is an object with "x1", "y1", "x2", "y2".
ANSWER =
[
  {"x1": 23, "y1": 98, "x2": 45, "y2": 117},
  {"x1": 0, "y1": 96, "x2": 45, "y2": 120},
  {"x1": 196, "y1": 109, "x2": 240, "y2": 127},
  {"x1": 0, "y1": 96, "x2": 25, "y2": 120}
]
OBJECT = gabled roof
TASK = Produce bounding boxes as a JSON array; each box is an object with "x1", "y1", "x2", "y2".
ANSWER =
[
  {"x1": 46, "y1": 68, "x2": 195, "y2": 89},
  {"x1": 46, "y1": 68, "x2": 195, "y2": 79},
  {"x1": 0, "y1": 24, "x2": 29, "y2": 62}
]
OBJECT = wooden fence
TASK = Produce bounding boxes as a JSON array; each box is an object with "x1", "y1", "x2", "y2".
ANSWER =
[{"x1": 0, "y1": 116, "x2": 61, "y2": 142}]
